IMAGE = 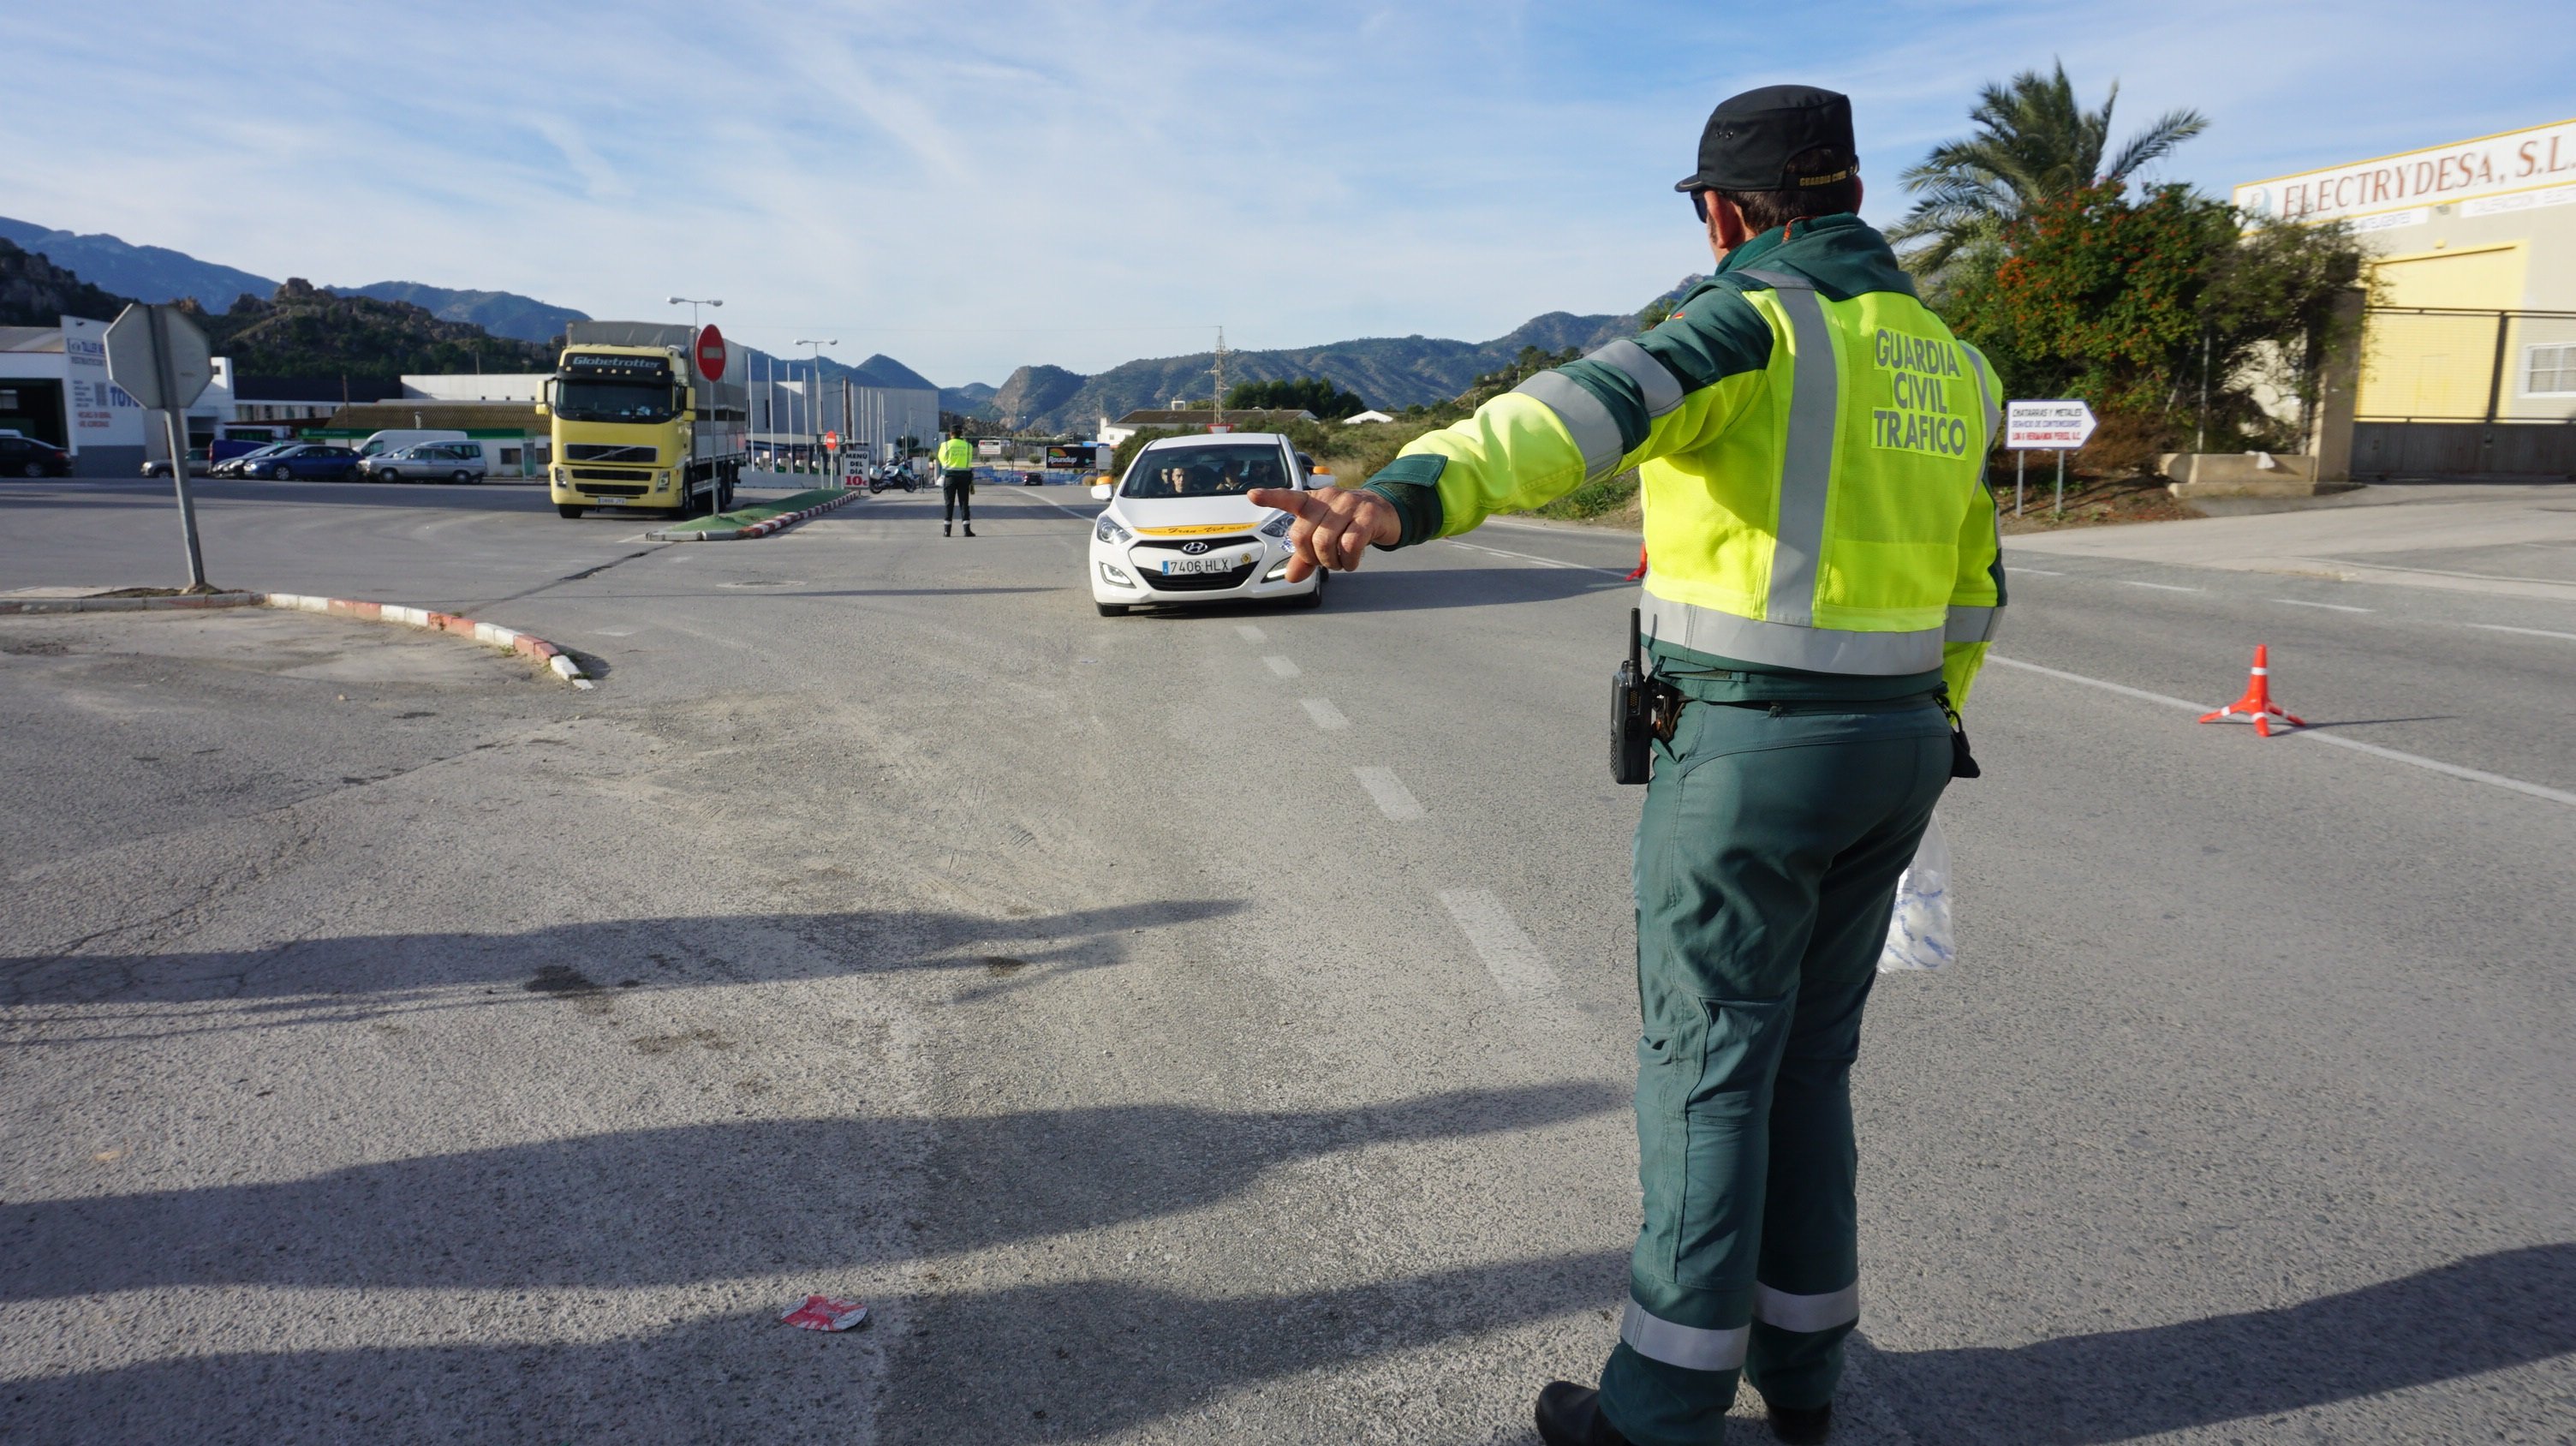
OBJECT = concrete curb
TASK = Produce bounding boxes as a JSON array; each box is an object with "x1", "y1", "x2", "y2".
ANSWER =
[
  {"x1": 649, "y1": 487, "x2": 862, "y2": 542},
  {"x1": 0, "y1": 590, "x2": 594, "y2": 689}
]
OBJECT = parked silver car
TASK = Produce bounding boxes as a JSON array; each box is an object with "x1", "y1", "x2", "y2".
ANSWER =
[{"x1": 361, "y1": 440, "x2": 488, "y2": 484}]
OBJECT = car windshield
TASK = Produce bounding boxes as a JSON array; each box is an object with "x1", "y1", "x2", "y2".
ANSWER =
[
  {"x1": 1120, "y1": 445, "x2": 1288, "y2": 499},
  {"x1": 555, "y1": 379, "x2": 677, "y2": 424}
]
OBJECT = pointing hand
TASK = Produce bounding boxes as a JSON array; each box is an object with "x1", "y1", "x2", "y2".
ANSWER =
[{"x1": 1246, "y1": 487, "x2": 1399, "y2": 583}]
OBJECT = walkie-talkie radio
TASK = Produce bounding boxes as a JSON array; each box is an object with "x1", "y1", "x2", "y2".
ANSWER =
[{"x1": 1612, "y1": 608, "x2": 1653, "y2": 785}]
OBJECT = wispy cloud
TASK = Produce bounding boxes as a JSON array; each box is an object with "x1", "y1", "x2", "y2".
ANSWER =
[{"x1": 3, "y1": 2, "x2": 2569, "y2": 385}]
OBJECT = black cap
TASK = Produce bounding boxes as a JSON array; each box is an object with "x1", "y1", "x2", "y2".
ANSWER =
[{"x1": 1673, "y1": 84, "x2": 1857, "y2": 194}]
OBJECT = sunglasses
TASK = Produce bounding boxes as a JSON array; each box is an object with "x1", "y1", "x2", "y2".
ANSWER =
[{"x1": 1690, "y1": 190, "x2": 1711, "y2": 224}]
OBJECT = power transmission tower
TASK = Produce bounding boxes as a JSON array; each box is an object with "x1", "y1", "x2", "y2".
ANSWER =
[{"x1": 1212, "y1": 326, "x2": 1227, "y2": 428}]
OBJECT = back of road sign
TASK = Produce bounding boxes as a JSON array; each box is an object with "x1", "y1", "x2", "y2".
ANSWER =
[
  {"x1": 103, "y1": 304, "x2": 212, "y2": 411},
  {"x1": 2004, "y1": 398, "x2": 2096, "y2": 451}
]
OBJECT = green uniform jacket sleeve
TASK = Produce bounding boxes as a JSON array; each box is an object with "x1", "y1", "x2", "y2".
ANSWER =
[{"x1": 1359, "y1": 283, "x2": 1775, "y2": 547}]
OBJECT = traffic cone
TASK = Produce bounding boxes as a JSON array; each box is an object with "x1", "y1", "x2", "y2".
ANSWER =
[{"x1": 2197, "y1": 644, "x2": 2307, "y2": 738}]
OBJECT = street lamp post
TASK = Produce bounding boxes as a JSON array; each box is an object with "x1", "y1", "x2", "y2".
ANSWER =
[{"x1": 795, "y1": 337, "x2": 836, "y2": 475}]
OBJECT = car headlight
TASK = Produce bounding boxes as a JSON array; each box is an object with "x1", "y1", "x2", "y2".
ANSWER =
[
  {"x1": 1260, "y1": 511, "x2": 1295, "y2": 539},
  {"x1": 1095, "y1": 516, "x2": 1130, "y2": 545}
]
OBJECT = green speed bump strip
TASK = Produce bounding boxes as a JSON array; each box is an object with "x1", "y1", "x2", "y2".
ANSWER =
[{"x1": 650, "y1": 488, "x2": 861, "y2": 541}]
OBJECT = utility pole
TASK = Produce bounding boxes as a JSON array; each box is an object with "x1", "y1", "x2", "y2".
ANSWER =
[
  {"x1": 1211, "y1": 325, "x2": 1227, "y2": 429},
  {"x1": 796, "y1": 338, "x2": 836, "y2": 474}
]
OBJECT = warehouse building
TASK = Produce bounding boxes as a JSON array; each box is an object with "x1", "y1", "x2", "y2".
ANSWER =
[{"x1": 2238, "y1": 116, "x2": 2576, "y2": 476}]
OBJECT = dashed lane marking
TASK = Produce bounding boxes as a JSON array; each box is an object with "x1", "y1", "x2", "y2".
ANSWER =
[
  {"x1": 2118, "y1": 580, "x2": 2204, "y2": 593},
  {"x1": 1353, "y1": 767, "x2": 1425, "y2": 821},
  {"x1": 2463, "y1": 623, "x2": 2576, "y2": 642},
  {"x1": 1264, "y1": 655, "x2": 1302, "y2": 678},
  {"x1": 2271, "y1": 598, "x2": 2372, "y2": 612},
  {"x1": 1301, "y1": 698, "x2": 1351, "y2": 731},
  {"x1": 2012, "y1": 566, "x2": 2066, "y2": 577},
  {"x1": 1237, "y1": 624, "x2": 1268, "y2": 644},
  {"x1": 1446, "y1": 540, "x2": 1630, "y2": 577},
  {"x1": 1988, "y1": 654, "x2": 2576, "y2": 809},
  {"x1": 1438, "y1": 888, "x2": 1562, "y2": 1003}
]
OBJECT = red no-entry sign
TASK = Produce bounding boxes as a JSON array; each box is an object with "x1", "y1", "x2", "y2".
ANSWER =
[
  {"x1": 695, "y1": 324, "x2": 727, "y2": 380},
  {"x1": 824, "y1": 431, "x2": 840, "y2": 451}
]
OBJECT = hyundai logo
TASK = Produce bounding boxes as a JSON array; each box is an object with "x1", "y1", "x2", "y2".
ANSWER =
[{"x1": 1181, "y1": 541, "x2": 1210, "y2": 554}]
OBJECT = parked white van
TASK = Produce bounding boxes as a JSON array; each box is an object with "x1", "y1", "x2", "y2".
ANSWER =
[{"x1": 355, "y1": 428, "x2": 467, "y2": 459}]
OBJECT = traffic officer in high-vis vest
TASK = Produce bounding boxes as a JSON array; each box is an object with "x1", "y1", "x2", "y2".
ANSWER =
[
  {"x1": 1249, "y1": 85, "x2": 2003, "y2": 1446},
  {"x1": 936, "y1": 430, "x2": 976, "y2": 537}
]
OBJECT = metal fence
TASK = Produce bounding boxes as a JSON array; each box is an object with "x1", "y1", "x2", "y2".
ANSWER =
[{"x1": 2356, "y1": 307, "x2": 2576, "y2": 424}]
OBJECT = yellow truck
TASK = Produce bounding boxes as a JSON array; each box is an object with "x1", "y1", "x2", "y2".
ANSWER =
[{"x1": 544, "y1": 321, "x2": 748, "y2": 519}]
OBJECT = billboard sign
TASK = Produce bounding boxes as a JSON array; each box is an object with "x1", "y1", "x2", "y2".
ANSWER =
[{"x1": 2233, "y1": 117, "x2": 2576, "y2": 226}]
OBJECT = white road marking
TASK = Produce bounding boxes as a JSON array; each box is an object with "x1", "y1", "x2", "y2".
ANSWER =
[
  {"x1": 1438, "y1": 888, "x2": 1561, "y2": 1003},
  {"x1": 1301, "y1": 698, "x2": 1351, "y2": 731},
  {"x1": 2463, "y1": 623, "x2": 2576, "y2": 642},
  {"x1": 2012, "y1": 566, "x2": 2066, "y2": 577},
  {"x1": 2117, "y1": 580, "x2": 2203, "y2": 593},
  {"x1": 1237, "y1": 624, "x2": 1268, "y2": 643},
  {"x1": 1988, "y1": 654, "x2": 2576, "y2": 809},
  {"x1": 2271, "y1": 598, "x2": 2372, "y2": 612},
  {"x1": 594, "y1": 627, "x2": 637, "y2": 636},
  {"x1": 1020, "y1": 490, "x2": 1101, "y2": 522},
  {"x1": 1264, "y1": 654, "x2": 1302, "y2": 678},
  {"x1": 1353, "y1": 767, "x2": 1425, "y2": 821},
  {"x1": 1448, "y1": 540, "x2": 1633, "y2": 577}
]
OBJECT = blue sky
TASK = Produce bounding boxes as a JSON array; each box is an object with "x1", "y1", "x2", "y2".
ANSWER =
[{"x1": 6, "y1": 2, "x2": 2571, "y2": 386}]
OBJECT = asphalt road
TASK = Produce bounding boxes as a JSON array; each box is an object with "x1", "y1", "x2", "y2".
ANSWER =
[{"x1": 2, "y1": 475, "x2": 2571, "y2": 1443}]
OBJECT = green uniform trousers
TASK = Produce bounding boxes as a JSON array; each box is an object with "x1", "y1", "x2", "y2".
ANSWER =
[{"x1": 1598, "y1": 694, "x2": 1953, "y2": 1446}]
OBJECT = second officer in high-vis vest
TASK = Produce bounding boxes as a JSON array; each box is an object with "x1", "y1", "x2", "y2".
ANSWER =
[
  {"x1": 1247, "y1": 86, "x2": 2004, "y2": 1446},
  {"x1": 936, "y1": 431, "x2": 977, "y2": 537}
]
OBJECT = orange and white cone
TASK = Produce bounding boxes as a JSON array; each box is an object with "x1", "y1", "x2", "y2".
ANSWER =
[{"x1": 2197, "y1": 644, "x2": 2308, "y2": 738}]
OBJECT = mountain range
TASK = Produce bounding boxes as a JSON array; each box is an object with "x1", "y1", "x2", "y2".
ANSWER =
[
  {"x1": 0, "y1": 218, "x2": 587, "y2": 343},
  {"x1": 951, "y1": 302, "x2": 1697, "y2": 433}
]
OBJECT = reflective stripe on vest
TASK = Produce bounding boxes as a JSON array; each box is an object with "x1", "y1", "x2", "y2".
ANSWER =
[
  {"x1": 1738, "y1": 269, "x2": 1838, "y2": 630},
  {"x1": 1946, "y1": 604, "x2": 1999, "y2": 642},
  {"x1": 1641, "y1": 582, "x2": 1946, "y2": 674},
  {"x1": 1752, "y1": 1282, "x2": 1860, "y2": 1333},
  {"x1": 1621, "y1": 1300, "x2": 1749, "y2": 1371},
  {"x1": 1964, "y1": 345, "x2": 2001, "y2": 445},
  {"x1": 1511, "y1": 337, "x2": 1685, "y2": 482}
]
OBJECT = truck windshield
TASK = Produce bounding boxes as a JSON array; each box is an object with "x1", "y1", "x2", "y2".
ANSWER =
[{"x1": 556, "y1": 379, "x2": 676, "y2": 424}]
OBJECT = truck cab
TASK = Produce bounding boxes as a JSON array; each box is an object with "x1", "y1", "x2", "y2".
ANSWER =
[{"x1": 545, "y1": 326, "x2": 746, "y2": 519}]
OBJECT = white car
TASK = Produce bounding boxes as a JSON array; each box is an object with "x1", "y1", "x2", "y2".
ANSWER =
[{"x1": 1088, "y1": 433, "x2": 1328, "y2": 617}]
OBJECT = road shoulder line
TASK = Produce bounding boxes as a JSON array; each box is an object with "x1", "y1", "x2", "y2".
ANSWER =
[{"x1": 1988, "y1": 654, "x2": 2575, "y2": 808}]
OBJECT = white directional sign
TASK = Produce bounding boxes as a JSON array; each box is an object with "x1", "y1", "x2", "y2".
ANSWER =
[
  {"x1": 103, "y1": 303, "x2": 212, "y2": 410},
  {"x1": 2004, "y1": 398, "x2": 2097, "y2": 451}
]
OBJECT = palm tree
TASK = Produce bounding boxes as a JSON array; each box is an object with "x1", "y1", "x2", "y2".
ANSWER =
[{"x1": 1892, "y1": 61, "x2": 2209, "y2": 281}]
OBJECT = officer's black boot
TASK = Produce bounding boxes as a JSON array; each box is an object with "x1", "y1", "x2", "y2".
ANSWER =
[
  {"x1": 943, "y1": 523, "x2": 951, "y2": 536},
  {"x1": 1765, "y1": 1401, "x2": 1833, "y2": 1444},
  {"x1": 1534, "y1": 1382, "x2": 1630, "y2": 1446},
  {"x1": 963, "y1": 523, "x2": 975, "y2": 537}
]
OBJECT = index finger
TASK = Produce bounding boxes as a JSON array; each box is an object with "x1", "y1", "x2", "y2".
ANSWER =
[{"x1": 1246, "y1": 487, "x2": 1321, "y2": 518}]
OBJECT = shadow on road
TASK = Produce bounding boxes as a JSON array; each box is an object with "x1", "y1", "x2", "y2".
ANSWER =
[
  {"x1": 0, "y1": 899, "x2": 1249, "y2": 1013},
  {"x1": 0, "y1": 1082, "x2": 1624, "y2": 1306},
  {"x1": 1864, "y1": 1242, "x2": 2576, "y2": 1443}
]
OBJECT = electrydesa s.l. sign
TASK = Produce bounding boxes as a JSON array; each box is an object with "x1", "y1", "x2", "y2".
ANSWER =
[{"x1": 2233, "y1": 117, "x2": 2576, "y2": 226}]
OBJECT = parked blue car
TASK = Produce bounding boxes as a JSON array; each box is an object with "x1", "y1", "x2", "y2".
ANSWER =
[{"x1": 250, "y1": 444, "x2": 362, "y2": 481}]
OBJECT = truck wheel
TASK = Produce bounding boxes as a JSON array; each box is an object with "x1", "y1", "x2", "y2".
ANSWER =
[{"x1": 558, "y1": 504, "x2": 585, "y2": 519}]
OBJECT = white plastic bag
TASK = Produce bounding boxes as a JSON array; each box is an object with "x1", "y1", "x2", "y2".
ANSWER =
[{"x1": 1877, "y1": 813, "x2": 1955, "y2": 972}]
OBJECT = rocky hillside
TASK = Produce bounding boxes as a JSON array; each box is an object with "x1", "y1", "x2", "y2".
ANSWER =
[
  {"x1": 0, "y1": 238, "x2": 134, "y2": 328},
  {"x1": 335, "y1": 282, "x2": 585, "y2": 344},
  {"x1": 190, "y1": 279, "x2": 557, "y2": 376}
]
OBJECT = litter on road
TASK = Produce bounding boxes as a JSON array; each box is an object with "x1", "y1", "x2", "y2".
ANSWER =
[{"x1": 779, "y1": 1295, "x2": 870, "y2": 1332}]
